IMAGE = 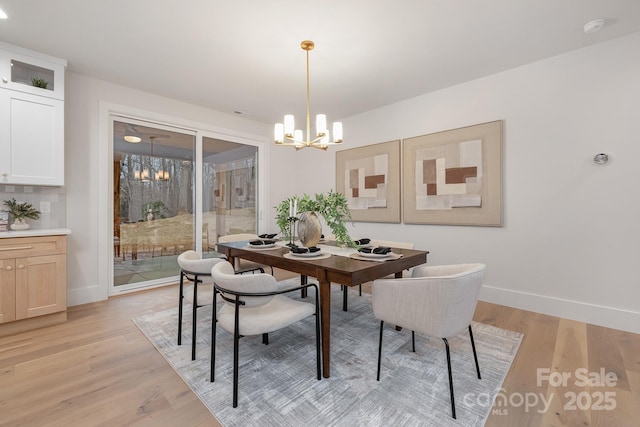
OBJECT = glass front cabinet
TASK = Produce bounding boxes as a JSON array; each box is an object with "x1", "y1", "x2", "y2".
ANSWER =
[{"x1": 0, "y1": 42, "x2": 66, "y2": 186}]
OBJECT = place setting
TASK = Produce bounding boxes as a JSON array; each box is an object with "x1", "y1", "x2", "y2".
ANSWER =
[
  {"x1": 350, "y1": 242, "x2": 403, "y2": 262},
  {"x1": 283, "y1": 244, "x2": 332, "y2": 260},
  {"x1": 243, "y1": 234, "x2": 281, "y2": 251}
]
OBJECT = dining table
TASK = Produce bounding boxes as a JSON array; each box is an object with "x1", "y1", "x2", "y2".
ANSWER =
[{"x1": 215, "y1": 240, "x2": 429, "y2": 378}]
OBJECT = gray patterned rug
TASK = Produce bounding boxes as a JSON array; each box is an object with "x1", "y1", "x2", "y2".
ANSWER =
[{"x1": 133, "y1": 278, "x2": 522, "y2": 426}]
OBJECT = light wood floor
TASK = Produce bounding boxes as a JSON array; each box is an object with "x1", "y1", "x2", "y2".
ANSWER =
[{"x1": 1, "y1": 270, "x2": 638, "y2": 426}]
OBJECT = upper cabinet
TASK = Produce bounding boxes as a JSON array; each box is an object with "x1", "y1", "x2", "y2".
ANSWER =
[
  {"x1": 0, "y1": 43, "x2": 65, "y2": 100},
  {"x1": 0, "y1": 43, "x2": 66, "y2": 186}
]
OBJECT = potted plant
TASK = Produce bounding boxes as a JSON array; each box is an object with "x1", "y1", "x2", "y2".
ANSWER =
[
  {"x1": 31, "y1": 77, "x2": 49, "y2": 89},
  {"x1": 2, "y1": 198, "x2": 41, "y2": 230},
  {"x1": 276, "y1": 190, "x2": 354, "y2": 247}
]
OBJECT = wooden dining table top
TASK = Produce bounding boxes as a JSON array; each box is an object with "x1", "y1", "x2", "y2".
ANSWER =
[{"x1": 215, "y1": 240, "x2": 428, "y2": 288}]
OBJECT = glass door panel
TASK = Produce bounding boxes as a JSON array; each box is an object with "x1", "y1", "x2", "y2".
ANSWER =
[
  {"x1": 113, "y1": 119, "x2": 195, "y2": 288},
  {"x1": 202, "y1": 137, "x2": 258, "y2": 246}
]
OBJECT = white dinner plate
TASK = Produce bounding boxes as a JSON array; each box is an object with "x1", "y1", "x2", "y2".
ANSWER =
[
  {"x1": 357, "y1": 251, "x2": 393, "y2": 259},
  {"x1": 290, "y1": 250, "x2": 323, "y2": 258}
]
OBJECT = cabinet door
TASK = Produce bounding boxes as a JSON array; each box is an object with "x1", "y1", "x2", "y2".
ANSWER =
[
  {"x1": 0, "y1": 89, "x2": 64, "y2": 185},
  {"x1": 15, "y1": 254, "x2": 66, "y2": 320},
  {"x1": 0, "y1": 258, "x2": 16, "y2": 323},
  {"x1": 0, "y1": 46, "x2": 65, "y2": 100}
]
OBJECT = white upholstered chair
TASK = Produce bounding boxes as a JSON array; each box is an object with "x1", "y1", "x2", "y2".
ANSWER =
[
  {"x1": 210, "y1": 261, "x2": 321, "y2": 408},
  {"x1": 372, "y1": 263, "x2": 486, "y2": 419},
  {"x1": 176, "y1": 250, "x2": 226, "y2": 360},
  {"x1": 217, "y1": 233, "x2": 273, "y2": 274}
]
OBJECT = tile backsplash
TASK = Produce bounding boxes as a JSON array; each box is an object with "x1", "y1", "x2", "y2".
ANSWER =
[{"x1": 0, "y1": 185, "x2": 66, "y2": 229}]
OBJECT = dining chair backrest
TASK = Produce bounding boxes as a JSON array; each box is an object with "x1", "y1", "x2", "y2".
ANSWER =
[
  {"x1": 177, "y1": 250, "x2": 222, "y2": 276},
  {"x1": 372, "y1": 263, "x2": 485, "y2": 338},
  {"x1": 211, "y1": 260, "x2": 277, "y2": 307}
]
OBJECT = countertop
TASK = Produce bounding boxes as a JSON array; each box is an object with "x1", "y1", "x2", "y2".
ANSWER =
[{"x1": 0, "y1": 228, "x2": 71, "y2": 238}]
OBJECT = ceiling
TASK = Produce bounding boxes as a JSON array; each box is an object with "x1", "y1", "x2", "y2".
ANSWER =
[{"x1": 1, "y1": 1, "x2": 639, "y2": 125}]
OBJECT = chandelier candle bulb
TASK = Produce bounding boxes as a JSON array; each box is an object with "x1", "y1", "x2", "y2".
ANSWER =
[
  {"x1": 275, "y1": 123, "x2": 284, "y2": 143},
  {"x1": 316, "y1": 114, "x2": 327, "y2": 136},
  {"x1": 284, "y1": 115, "x2": 295, "y2": 136},
  {"x1": 333, "y1": 122, "x2": 343, "y2": 143}
]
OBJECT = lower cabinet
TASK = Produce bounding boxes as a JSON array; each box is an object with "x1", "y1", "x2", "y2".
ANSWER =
[{"x1": 0, "y1": 235, "x2": 67, "y2": 331}]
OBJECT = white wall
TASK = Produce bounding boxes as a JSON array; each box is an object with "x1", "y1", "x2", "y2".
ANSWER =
[
  {"x1": 268, "y1": 33, "x2": 640, "y2": 333},
  {"x1": 64, "y1": 72, "x2": 271, "y2": 305}
]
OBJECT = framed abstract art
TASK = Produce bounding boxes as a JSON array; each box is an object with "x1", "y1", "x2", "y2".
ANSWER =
[
  {"x1": 402, "y1": 120, "x2": 503, "y2": 226},
  {"x1": 336, "y1": 140, "x2": 401, "y2": 223}
]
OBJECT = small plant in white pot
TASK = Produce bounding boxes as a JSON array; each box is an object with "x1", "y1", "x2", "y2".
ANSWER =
[{"x1": 2, "y1": 198, "x2": 41, "y2": 230}]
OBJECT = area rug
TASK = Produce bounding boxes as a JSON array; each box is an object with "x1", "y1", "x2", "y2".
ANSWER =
[{"x1": 133, "y1": 279, "x2": 522, "y2": 426}]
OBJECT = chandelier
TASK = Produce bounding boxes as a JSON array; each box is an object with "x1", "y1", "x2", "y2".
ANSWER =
[
  {"x1": 134, "y1": 136, "x2": 170, "y2": 181},
  {"x1": 274, "y1": 40, "x2": 342, "y2": 150}
]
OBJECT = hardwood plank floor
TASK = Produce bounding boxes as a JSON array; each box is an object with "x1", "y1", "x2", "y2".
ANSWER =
[{"x1": 1, "y1": 271, "x2": 638, "y2": 426}]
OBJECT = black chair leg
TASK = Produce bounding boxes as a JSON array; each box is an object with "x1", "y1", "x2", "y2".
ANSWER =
[
  {"x1": 376, "y1": 320, "x2": 384, "y2": 381},
  {"x1": 359, "y1": 284, "x2": 362, "y2": 296},
  {"x1": 343, "y1": 286, "x2": 348, "y2": 312},
  {"x1": 262, "y1": 333, "x2": 269, "y2": 345},
  {"x1": 232, "y1": 299, "x2": 241, "y2": 408},
  {"x1": 191, "y1": 275, "x2": 198, "y2": 360},
  {"x1": 412, "y1": 331, "x2": 416, "y2": 352},
  {"x1": 210, "y1": 291, "x2": 218, "y2": 383},
  {"x1": 443, "y1": 338, "x2": 456, "y2": 419},
  {"x1": 469, "y1": 325, "x2": 481, "y2": 379},
  {"x1": 177, "y1": 271, "x2": 184, "y2": 345}
]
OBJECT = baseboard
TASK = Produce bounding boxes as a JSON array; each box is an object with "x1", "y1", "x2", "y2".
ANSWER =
[
  {"x1": 479, "y1": 285, "x2": 640, "y2": 335},
  {"x1": 67, "y1": 284, "x2": 108, "y2": 307}
]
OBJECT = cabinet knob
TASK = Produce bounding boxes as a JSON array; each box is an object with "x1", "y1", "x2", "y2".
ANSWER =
[
  {"x1": 18, "y1": 264, "x2": 25, "y2": 269},
  {"x1": 5, "y1": 266, "x2": 11, "y2": 271},
  {"x1": 2, "y1": 173, "x2": 7, "y2": 177},
  {"x1": 1, "y1": 77, "x2": 7, "y2": 84}
]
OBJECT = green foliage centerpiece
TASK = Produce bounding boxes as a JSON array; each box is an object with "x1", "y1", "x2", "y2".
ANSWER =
[{"x1": 276, "y1": 190, "x2": 354, "y2": 247}]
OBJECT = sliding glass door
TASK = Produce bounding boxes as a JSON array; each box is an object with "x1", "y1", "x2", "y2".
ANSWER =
[{"x1": 112, "y1": 119, "x2": 258, "y2": 292}]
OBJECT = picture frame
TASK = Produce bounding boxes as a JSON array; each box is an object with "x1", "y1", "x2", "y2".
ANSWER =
[
  {"x1": 402, "y1": 120, "x2": 503, "y2": 226},
  {"x1": 336, "y1": 140, "x2": 401, "y2": 223}
]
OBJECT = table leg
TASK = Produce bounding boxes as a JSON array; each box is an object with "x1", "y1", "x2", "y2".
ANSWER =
[
  {"x1": 300, "y1": 275, "x2": 308, "y2": 298},
  {"x1": 318, "y1": 270, "x2": 331, "y2": 378}
]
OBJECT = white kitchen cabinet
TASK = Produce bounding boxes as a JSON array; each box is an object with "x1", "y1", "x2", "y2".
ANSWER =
[
  {"x1": 0, "y1": 42, "x2": 65, "y2": 100},
  {"x1": 0, "y1": 89, "x2": 65, "y2": 185},
  {"x1": 0, "y1": 42, "x2": 66, "y2": 186}
]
